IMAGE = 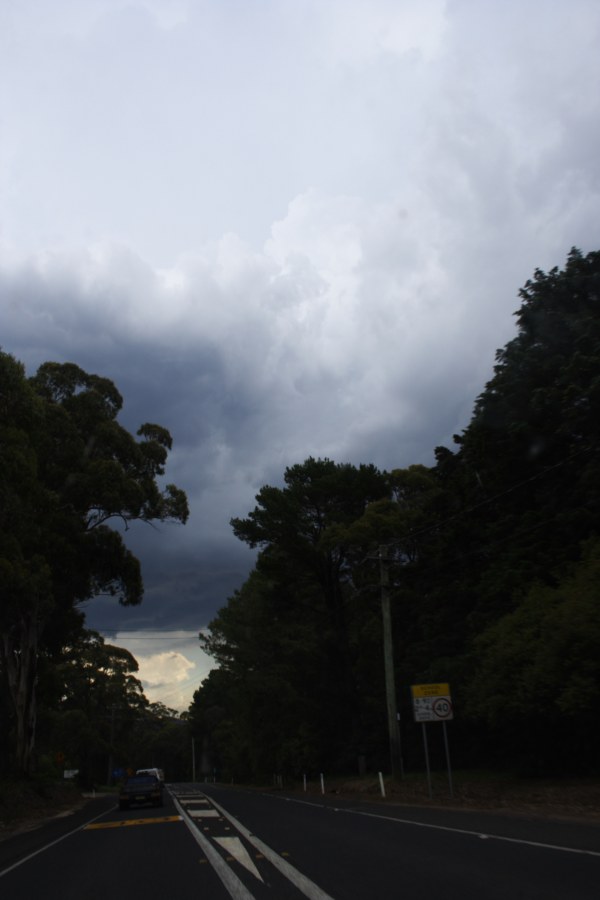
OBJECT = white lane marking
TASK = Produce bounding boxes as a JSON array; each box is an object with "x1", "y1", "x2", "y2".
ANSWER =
[
  {"x1": 265, "y1": 794, "x2": 600, "y2": 859},
  {"x1": 214, "y1": 837, "x2": 264, "y2": 882},
  {"x1": 172, "y1": 795, "x2": 256, "y2": 900},
  {"x1": 208, "y1": 795, "x2": 336, "y2": 900},
  {"x1": 189, "y1": 809, "x2": 220, "y2": 818},
  {"x1": 180, "y1": 798, "x2": 209, "y2": 805},
  {"x1": 351, "y1": 810, "x2": 600, "y2": 857},
  {"x1": 0, "y1": 804, "x2": 114, "y2": 878}
]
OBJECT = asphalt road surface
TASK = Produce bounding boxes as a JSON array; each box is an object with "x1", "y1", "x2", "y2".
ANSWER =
[{"x1": 1, "y1": 782, "x2": 599, "y2": 899}]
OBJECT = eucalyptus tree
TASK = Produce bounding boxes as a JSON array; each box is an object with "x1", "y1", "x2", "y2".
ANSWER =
[
  {"x1": 44, "y1": 630, "x2": 148, "y2": 784},
  {"x1": 0, "y1": 354, "x2": 188, "y2": 774}
]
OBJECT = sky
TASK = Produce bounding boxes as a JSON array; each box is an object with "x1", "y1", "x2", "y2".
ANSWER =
[{"x1": 2, "y1": 0, "x2": 600, "y2": 710}]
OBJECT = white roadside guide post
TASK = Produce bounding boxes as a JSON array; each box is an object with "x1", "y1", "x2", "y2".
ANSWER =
[{"x1": 410, "y1": 683, "x2": 454, "y2": 799}]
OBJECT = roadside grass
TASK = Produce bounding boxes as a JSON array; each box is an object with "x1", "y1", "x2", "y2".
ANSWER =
[
  {"x1": 0, "y1": 776, "x2": 115, "y2": 839},
  {"x1": 0, "y1": 777, "x2": 75, "y2": 831},
  {"x1": 269, "y1": 770, "x2": 600, "y2": 820},
  {"x1": 3, "y1": 769, "x2": 600, "y2": 834}
]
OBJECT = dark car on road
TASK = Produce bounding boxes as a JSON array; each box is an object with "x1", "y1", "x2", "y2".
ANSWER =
[{"x1": 118, "y1": 774, "x2": 163, "y2": 810}]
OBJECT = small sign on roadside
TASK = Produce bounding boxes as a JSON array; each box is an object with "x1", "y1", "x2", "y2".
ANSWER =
[
  {"x1": 410, "y1": 682, "x2": 454, "y2": 800},
  {"x1": 411, "y1": 683, "x2": 453, "y2": 722}
]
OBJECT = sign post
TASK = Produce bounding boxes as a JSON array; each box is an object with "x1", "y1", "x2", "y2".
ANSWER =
[
  {"x1": 411, "y1": 683, "x2": 454, "y2": 798},
  {"x1": 421, "y1": 722, "x2": 432, "y2": 799},
  {"x1": 442, "y1": 720, "x2": 453, "y2": 798}
]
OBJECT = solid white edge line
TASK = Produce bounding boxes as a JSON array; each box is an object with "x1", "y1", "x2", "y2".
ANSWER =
[
  {"x1": 171, "y1": 795, "x2": 256, "y2": 900},
  {"x1": 207, "y1": 794, "x2": 337, "y2": 900},
  {"x1": 264, "y1": 793, "x2": 600, "y2": 858},
  {"x1": 344, "y1": 809, "x2": 600, "y2": 857},
  {"x1": 0, "y1": 803, "x2": 115, "y2": 878}
]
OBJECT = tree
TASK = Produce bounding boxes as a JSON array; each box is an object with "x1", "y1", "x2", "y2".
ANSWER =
[
  {"x1": 418, "y1": 248, "x2": 600, "y2": 769},
  {"x1": 406, "y1": 249, "x2": 600, "y2": 691},
  {"x1": 41, "y1": 630, "x2": 148, "y2": 785},
  {"x1": 0, "y1": 354, "x2": 188, "y2": 774},
  {"x1": 323, "y1": 464, "x2": 450, "y2": 775},
  {"x1": 449, "y1": 248, "x2": 600, "y2": 615},
  {"x1": 192, "y1": 249, "x2": 600, "y2": 779},
  {"x1": 131, "y1": 702, "x2": 190, "y2": 781},
  {"x1": 0, "y1": 352, "x2": 54, "y2": 774},
  {"x1": 229, "y1": 458, "x2": 389, "y2": 771},
  {"x1": 199, "y1": 569, "x2": 327, "y2": 779},
  {"x1": 188, "y1": 667, "x2": 241, "y2": 779},
  {"x1": 200, "y1": 462, "x2": 455, "y2": 777},
  {"x1": 467, "y1": 538, "x2": 600, "y2": 774}
]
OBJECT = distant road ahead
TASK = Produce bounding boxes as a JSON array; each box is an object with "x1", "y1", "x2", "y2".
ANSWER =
[{"x1": 1, "y1": 782, "x2": 599, "y2": 899}]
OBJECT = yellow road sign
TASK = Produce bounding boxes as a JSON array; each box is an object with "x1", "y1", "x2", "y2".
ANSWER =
[
  {"x1": 411, "y1": 683, "x2": 453, "y2": 722},
  {"x1": 411, "y1": 683, "x2": 450, "y2": 698}
]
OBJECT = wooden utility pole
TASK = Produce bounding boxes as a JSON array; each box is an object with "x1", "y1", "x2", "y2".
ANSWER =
[{"x1": 379, "y1": 546, "x2": 403, "y2": 779}]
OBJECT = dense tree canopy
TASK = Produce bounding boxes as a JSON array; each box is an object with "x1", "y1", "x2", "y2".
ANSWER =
[
  {"x1": 227, "y1": 458, "x2": 390, "y2": 773},
  {"x1": 192, "y1": 249, "x2": 600, "y2": 780},
  {"x1": 3, "y1": 247, "x2": 598, "y2": 782},
  {"x1": 0, "y1": 355, "x2": 188, "y2": 774}
]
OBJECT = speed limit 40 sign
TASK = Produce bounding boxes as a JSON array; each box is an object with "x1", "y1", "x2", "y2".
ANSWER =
[{"x1": 411, "y1": 683, "x2": 453, "y2": 722}]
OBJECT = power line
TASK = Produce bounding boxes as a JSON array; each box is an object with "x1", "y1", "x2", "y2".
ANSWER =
[
  {"x1": 145, "y1": 674, "x2": 208, "y2": 707},
  {"x1": 92, "y1": 632, "x2": 201, "y2": 641},
  {"x1": 368, "y1": 441, "x2": 598, "y2": 558},
  {"x1": 98, "y1": 627, "x2": 198, "y2": 641}
]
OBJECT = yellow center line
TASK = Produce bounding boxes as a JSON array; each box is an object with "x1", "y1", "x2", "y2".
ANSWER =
[{"x1": 85, "y1": 815, "x2": 183, "y2": 830}]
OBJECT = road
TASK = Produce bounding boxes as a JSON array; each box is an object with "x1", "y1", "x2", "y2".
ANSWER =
[{"x1": 1, "y1": 782, "x2": 599, "y2": 899}]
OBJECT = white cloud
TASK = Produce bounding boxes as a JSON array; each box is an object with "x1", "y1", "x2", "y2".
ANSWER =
[
  {"x1": 109, "y1": 631, "x2": 213, "y2": 711},
  {"x1": 136, "y1": 651, "x2": 195, "y2": 688},
  {"x1": 312, "y1": 0, "x2": 448, "y2": 66}
]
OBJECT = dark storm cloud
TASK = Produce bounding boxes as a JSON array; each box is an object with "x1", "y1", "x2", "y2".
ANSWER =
[
  {"x1": 3, "y1": 0, "x2": 600, "y2": 706},
  {"x1": 82, "y1": 539, "x2": 257, "y2": 635}
]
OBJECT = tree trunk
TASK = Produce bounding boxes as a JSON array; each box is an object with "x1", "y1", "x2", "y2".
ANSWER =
[
  {"x1": 1, "y1": 614, "x2": 39, "y2": 775},
  {"x1": 321, "y1": 556, "x2": 366, "y2": 768}
]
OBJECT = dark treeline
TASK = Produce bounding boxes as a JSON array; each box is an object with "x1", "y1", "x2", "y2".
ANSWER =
[
  {"x1": 0, "y1": 358, "x2": 189, "y2": 782},
  {"x1": 189, "y1": 248, "x2": 600, "y2": 781}
]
